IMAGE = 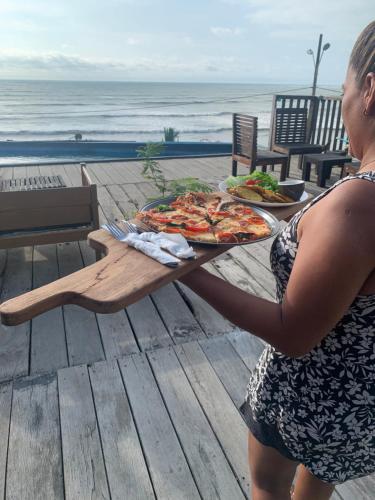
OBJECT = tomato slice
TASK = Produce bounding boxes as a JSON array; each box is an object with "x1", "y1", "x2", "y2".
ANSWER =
[
  {"x1": 183, "y1": 207, "x2": 204, "y2": 215},
  {"x1": 152, "y1": 216, "x2": 172, "y2": 223},
  {"x1": 184, "y1": 225, "x2": 210, "y2": 232},
  {"x1": 212, "y1": 211, "x2": 229, "y2": 216},
  {"x1": 247, "y1": 216, "x2": 265, "y2": 225},
  {"x1": 163, "y1": 227, "x2": 182, "y2": 233},
  {"x1": 216, "y1": 231, "x2": 237, "y2": 243}
]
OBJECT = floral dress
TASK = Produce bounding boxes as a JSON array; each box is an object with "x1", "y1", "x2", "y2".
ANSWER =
[{"x1": 240, "y1": 171, "x2": 375, "y2": 484}]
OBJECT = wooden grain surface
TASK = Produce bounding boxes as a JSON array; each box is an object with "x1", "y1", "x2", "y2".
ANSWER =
[{"x1": 0, "y1": 200, "x2": 309, "y2": 326}]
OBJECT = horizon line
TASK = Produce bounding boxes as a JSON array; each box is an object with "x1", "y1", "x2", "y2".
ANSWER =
[{"x1": 0, "y1": 78, "x2": 341, "y2": 87}]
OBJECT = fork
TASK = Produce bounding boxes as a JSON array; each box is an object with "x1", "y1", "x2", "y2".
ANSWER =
[
  {"x1": 122, "y1": 220, "x2": 138, "y2": 233},
  {"x1": 102, "y1": 222, "x2": 129, "y2": 241}
]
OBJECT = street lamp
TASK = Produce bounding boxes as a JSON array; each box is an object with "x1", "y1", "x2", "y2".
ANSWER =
[{"x1": 307, "y1": 34, "x2": 330, "y2": 96}]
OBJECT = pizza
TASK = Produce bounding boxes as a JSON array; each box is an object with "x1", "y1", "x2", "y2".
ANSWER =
[{"x1": 135, "y1": 191, "x2": 272, "y2": 244}]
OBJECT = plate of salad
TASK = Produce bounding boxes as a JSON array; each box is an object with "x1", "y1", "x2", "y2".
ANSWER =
[{"x1": 219, "y1": 172, "x2": 309, "y2": 207}]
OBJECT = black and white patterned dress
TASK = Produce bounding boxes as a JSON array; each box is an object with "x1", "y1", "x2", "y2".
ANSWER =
[{"x1": 240, "y1": 171, "x2": 375, "y2": 484}]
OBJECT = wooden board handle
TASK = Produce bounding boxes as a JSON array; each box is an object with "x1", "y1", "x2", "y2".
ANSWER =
[{"x1": 0, "y1": 281, "x2": 77, "y2": 326}]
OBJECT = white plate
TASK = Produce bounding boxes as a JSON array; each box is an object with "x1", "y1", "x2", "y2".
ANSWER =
[{"x1": 218, "y1": 181, "x2": 309, "y2": 207}]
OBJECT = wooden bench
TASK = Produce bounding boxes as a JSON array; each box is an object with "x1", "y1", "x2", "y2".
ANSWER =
[{"x1": 0, "y1": 164, "x2": 100, "y2": 257}]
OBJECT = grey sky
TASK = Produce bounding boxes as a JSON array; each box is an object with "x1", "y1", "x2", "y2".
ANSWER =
[{"x1": 0, "y1": 0, "x2": 373, "y2": 83}]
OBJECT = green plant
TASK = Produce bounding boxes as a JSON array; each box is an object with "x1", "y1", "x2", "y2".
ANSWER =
[
  {"x1": 136, "y1": 143, "x2": 168, "y2": 197},
  {"x1": 138, "y1": 142, "x2": 213, "y2": 199},
  {"x1": 168, "y1": 177, "x2": 213, "y2": 196},
  {"x1": 163, "y1": 127, "x2": 179, "y2": 142}
]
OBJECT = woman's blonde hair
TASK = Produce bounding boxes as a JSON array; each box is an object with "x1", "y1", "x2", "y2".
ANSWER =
[{"x1": 350, "y1": 21, "x2": 375, "y2": 87}]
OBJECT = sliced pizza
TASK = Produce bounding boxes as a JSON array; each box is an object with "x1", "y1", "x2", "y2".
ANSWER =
[{"x1": 135, "y1": 191, "x2": 272, "y2": 245}]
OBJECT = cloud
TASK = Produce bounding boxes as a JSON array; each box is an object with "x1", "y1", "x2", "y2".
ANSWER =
[
  {"x1": 245, "y1": 0, "x2": 374, "y2": 39},
  {"x1": 210, "y1": 26, "x2": 243, "y2": 36},
  {"x1": 127, "y1": 37, "x2": 141, "y2": 46},
  {"x1": 0, "y1": 50, "x2": 246, "y2": 78}
]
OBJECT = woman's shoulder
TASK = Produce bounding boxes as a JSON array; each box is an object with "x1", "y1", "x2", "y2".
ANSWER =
[
  {"x1": 311, "y1": 175, "x2": 375, "y2": 215},
  {"x1": 300, "y1": 176, "x2": 375, "y2": 247}
]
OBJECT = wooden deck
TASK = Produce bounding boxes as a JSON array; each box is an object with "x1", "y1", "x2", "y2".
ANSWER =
[{"x1": 0, "y1": 156, "x2": 373, "y2": 499}]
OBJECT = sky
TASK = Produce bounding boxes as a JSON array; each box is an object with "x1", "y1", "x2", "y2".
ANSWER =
[{"x1": 0, "y1": 0, "x2": 373, "y2": 84}]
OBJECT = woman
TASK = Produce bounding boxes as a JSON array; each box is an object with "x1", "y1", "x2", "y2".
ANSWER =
[{"x1": 180, "y1": 22, "x2": 375, "y2": 500}]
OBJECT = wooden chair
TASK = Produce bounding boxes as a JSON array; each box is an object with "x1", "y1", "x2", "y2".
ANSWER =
[
  {"x1": 302, "y1": 96, "x2": 353, "y2": 187},
  {"x1": 0, "y1": 164, "x2": 100, "y2": 259},
  {"x1": 232, "y1": 114, "x2": 288, "y2": 180},
  {"x1": 269, "y1": 95, "x2": 324, "y2": 176}
]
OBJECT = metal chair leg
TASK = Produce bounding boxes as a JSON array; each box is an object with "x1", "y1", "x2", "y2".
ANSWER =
[
  {"x1": 232, "y1": 159, "x2": 238, "y2": 176},
  {"x1": 302, "y1": 159, "x2": 312, "y2": 181},
  {"x1": 297, "y1": 155, "x2": 304, "y2": 170},
  {"x1": 286, "y1": 155, "x2": 292, "y2": 177},
  {"x1": 317, "y1": 165, "x2": 326, "y2": 187},
  {"x1": 280, "y1": 161, "x2": 287, "y2": 181}
]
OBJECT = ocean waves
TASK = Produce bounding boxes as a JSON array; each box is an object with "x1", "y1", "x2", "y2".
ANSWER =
[
  {"x1": 0, "y1": 80, "x2": 279, "y2": 143},
  {"x1": 0, "y1": 126, "x2": 249, "y2": 137},
  {"x1": 1, "y1": 111, "x2": 234, "y2": 120}
]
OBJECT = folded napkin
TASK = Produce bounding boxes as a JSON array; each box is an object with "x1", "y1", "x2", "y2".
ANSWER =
[
  {"x1": 121, "y1": 233, "x2": 181, "y2": 267},
  {"x1": 137, "y1": 231, "x2": 196, "y2": 259}
]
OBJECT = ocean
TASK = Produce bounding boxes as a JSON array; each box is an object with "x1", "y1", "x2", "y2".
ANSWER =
[{"x1": 0, "y1": 79, "x2": 340, "y2": 154}]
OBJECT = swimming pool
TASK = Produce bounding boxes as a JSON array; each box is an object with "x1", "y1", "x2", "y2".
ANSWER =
[{"x1": 0, "y1": 140, "x2": 232, "y2": 166}]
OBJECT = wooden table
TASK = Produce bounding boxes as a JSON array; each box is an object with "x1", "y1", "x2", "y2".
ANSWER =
[
  {"x1": 0, "y1": 201, "x2": 310, "y2": 326},
  {"x1": 302, "y1": 153, "x2": 352, "y2": 187}
]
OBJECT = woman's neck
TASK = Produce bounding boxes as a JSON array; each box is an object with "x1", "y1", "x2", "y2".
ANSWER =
[{"x1": 359, "y1": 146, "x2": 375, "y2": 173}]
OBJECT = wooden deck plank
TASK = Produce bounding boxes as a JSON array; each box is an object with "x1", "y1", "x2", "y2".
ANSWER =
[
  {"x1": 241, "y1": 240, "x2": 274, "y2": 273},
  {"x1": 26, "y1": 165, "x2": 41, "y2": 178},
  {"x1": 199, "y1": 335, "x2": 251, "y2": 409},
  {"x1": 96, "y1": 311, "x2": 140, "y2": 359},
  {"x1": 58, "y1": 365, "x2": 110, "y2": 500},
  {"x1": 212, "y1": 250, "x2": 274, "y2": 300},
  {"x1": 57, "y1": 242, "x2": 105, "y2": 366},
  {"x1": 7, "y1": 374, "x2": 63, "y2": 499},
  {"x1": 0, "y1": 382, "x2": 12, "y2": 498},
  {"x1": 0, "y1": 166, "x2": 14, "y2": 181},
  {"x1": 61, "y1": 164, "x2": 81, "y2": 187},
  {"x1": 119, "y1": 353, "x2": 201, "y2": 499},
  {"x1": 226, "y1": 330, "x2": 266, "y2": 372},
  {"x1": 106, "y1": 184, "x2": 137, "y2": 219},
  {"x1": 175, "y1": 341, "x2": 250, "y2": 495},
  {"x1": 97, "y1": 162, "x2": 130, "y2": 185},
  {"x1": 135, "y1": 181, "x2": 161, "y2": 202},
  {"x1": 97, "y1": 185, "x2": 125, "y2": 222},
  {"x1": 148, "y1": 346, "x2": 246, "y2": 499},
  {"x1": 87, "y1": 163, "x2": 115, "y2": 186},
  {"x1": 31, "y1": 245, "x2": 68, "y2": 375},
  {"x1": 89, "y1": 360, "x2": 155, "y2": 500},
  {"x1": 126, "y1": 296, "x2": 173, "y2": 351},
  {"x1": 150, "y1": 283, "x2": 206, "y2": 343},
  {"x1": 78, "y1": 241, "x2": 140, "y2": 359},
  {"x1": 229, "y1": 245, "x2": 276, "y2": 298},
  {"x1": 175, "y1": 280, "x2": 235, "y2": 337},
  {"x1": 336, "y1": 477, "x2": 375, "y2": 500},
  {"x1": 0, "y1": 247, "x2": 32, "y2": 381},
  {"x1": 119, "y1": 183, "x2": 149, "y2": 211}
]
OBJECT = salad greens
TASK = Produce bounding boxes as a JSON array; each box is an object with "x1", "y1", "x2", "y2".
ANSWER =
[
  {"x1": 155, "y1": 204, "x2": 172, "y2": 212},
  {"x1": 225, "y1": 171, "x2": 278, "y2": 192}
]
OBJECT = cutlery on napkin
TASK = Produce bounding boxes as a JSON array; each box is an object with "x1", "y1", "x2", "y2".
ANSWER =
[{"x1": 102, "y1": 223, "x2": 196, "y2": 267}]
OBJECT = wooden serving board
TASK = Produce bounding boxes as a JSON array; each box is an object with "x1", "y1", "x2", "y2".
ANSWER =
[{"x1": 0, "y1": 202, "x2": 309, "y2": 326}]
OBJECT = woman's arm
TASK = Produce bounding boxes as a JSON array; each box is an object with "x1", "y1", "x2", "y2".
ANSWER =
[{"x1": 180, "y1": 181, "x2": 375, "y2": 357}]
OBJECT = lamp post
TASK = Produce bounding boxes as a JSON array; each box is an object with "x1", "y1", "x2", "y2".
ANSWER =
[{"x1": 307, "y1": 34, "x2": 330, "y2": 96}]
